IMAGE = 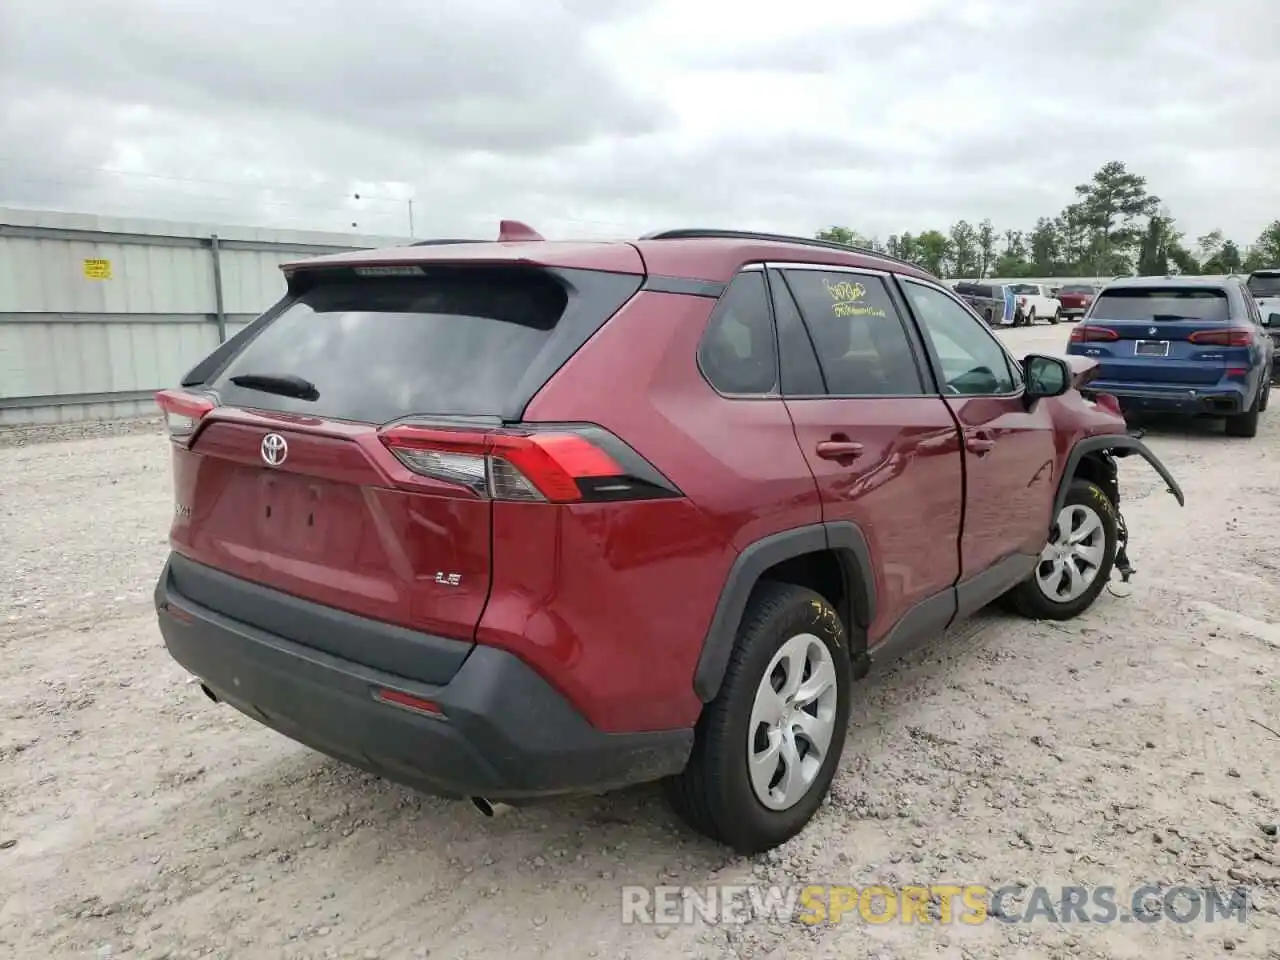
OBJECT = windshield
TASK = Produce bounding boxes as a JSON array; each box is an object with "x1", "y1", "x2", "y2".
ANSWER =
[
  {"x1": 1090, "y1": 287, "x2": 1229, "y2": 322},
  {"x1": 1247, "y1": 273, "x2": 1280, "y2": 298},
  {"x1": 954, "y1": 283, "x2": 994, "y2": 298}
]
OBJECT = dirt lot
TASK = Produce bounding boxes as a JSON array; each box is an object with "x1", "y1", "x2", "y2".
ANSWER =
[{"x1": 3, "y1": 324, "x2": 1279, "y2": 960}]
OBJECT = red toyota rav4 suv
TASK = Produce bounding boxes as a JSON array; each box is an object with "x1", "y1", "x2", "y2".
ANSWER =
[{"x1": 153, "y1": 225, "x2": 1184, "y2": 853}]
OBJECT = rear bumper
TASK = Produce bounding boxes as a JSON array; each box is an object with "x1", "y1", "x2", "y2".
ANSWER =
[
  {"x1": 1087, "y1": 381, "x2": 1247, "y2": 415},
  {"x1": 154, "y1": 555, "x2": 693, "y2": 800}
]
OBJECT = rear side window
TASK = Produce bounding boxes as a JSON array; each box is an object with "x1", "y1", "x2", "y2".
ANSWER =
[
  {"x1": 781, "y1": 270, "x2": 925, "y2": 396},
  {"x1": 1090, "y1": 287, "x2": 1230, "y2": 322},
  {"x1": 208, "y1": 266, "x2": 637, "y2": 424},
  {"x1": 768, "y1": 271, "x2": 826, "y2": 396},
  {"x1": 698, "y1": 271, "x2": 778, "y2": 395}
]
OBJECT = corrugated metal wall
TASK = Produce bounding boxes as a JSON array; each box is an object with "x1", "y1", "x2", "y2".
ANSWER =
[{"x1": 0, "y1": 207, "x2": 409, "y2": 425}]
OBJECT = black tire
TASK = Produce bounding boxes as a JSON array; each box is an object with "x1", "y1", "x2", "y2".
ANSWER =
[
  {"x1": 1050, "y1": 308, "x2": 1061, "y2": 325},
  {"x1": 1258, "y1": 376, "x2": 1271, "y2": 413},
  {"x1": 1225, "y1": 393, "x2": 1260, "y2": 438},
  {"x1": 1027, "y1": 309, "x2": 1037, "y2": 326},
  {"x1": 665, "y1": 581, "x2": 852, "y2": 854},
  {"x1": 1006, "y1": 479, "x2": 1117, "y2": 621}
]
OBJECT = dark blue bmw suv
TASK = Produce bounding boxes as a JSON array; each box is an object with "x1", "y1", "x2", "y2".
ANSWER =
[{"x1": 1066, "y1": 275, "x2": 1274, "y2": 438}]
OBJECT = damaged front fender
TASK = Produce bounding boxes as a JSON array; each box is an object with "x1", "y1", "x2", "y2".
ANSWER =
[{"x1": 1053, "y1": 433, "x2": 1185, "y2": 525}]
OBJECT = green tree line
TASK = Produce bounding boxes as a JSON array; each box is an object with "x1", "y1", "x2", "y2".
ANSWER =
[{"x1": 816, "y1": 160, "x2": 1280, "y2": 280}]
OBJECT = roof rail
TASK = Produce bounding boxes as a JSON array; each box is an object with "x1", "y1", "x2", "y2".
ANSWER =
[
  {"x1": 408, "y1": 238, "x2": 486, "y2": 246},
  {"x1": 639, "y1": 228, "x2": 920, "y2": 271}
]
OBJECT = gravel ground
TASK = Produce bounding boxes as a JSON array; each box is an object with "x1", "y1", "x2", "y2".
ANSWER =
[{"x1": 2, "y1": 324, "x2": 1279, "y2": 960}]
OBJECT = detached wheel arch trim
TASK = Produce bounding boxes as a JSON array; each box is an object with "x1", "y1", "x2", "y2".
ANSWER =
[
  {"x1": 692, "y1": 521, "x2": 875, "y2": 703},
  {"x1": 1052, "y1": 434, "x2": 1185, "y2": 530}
]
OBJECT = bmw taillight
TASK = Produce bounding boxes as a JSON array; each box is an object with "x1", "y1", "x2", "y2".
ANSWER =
[
  {"x1": 1069, "y1": 325, "x2": 1119, "y2": 343},
  {"x1": 154, "y1": 389, "x2": 216, "y2": 446},
  {"x1": 1188, "y1": 328, "x2": 1253, "y2": 347},
  {"x1": 378, "y1": 423, "x2": 682, "y2": 504}
]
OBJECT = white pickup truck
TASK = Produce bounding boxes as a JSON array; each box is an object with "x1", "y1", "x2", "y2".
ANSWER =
[{"x1": 1008, "y1": 283, "x2": 1062, "y2": 325}]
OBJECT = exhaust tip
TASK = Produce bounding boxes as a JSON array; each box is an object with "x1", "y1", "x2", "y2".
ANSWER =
[{"x1": 470, "y1": 797, "x2": 512, "y2": 818}]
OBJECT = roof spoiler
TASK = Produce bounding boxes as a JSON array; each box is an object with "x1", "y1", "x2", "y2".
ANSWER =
[{"x1": 407, "y1": 220, "x2": 545, "y2": 246}]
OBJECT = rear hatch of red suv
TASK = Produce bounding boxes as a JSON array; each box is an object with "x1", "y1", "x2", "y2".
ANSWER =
[{"x1": 159, "y1": 253, "x2": 644, "y2": 683}]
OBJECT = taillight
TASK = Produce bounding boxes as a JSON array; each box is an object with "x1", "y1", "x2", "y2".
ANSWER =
[
  {"x1": 379, "y1": 423, "x2": 683, "y2": 504},
  {"x1": 1188, "y1": 328, "x2": 1253, "y2": 346},
  {"x1": 154, "y1": 389, "x2": 216, "y2": 445},
  {"x1": 1069, "y1": 325, "x2": 1119, "y2": 342}
]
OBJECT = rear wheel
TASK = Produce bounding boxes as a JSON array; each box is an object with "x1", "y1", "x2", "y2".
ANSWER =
[
  {"x1": 1007, "y1": 479, "x2": 1117, "y2": 621},
  {"x1": 1050, "y1": 308, "x2": 1061, "y2": 324},
  {"x1": 1258, "y1": 376, "x2": 1271, "y2": 412},
  {"x1": 1225, "y1": 388, "x2": 1261, "y2": 438},
  {"x1": 665, "y1": 581, "x2": 851, "y2": 854},
  {"x1": 1027, "y1": 309, "x2": 1037, "y2": 325}
]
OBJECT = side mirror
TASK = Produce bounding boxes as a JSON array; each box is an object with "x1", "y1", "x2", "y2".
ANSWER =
[
  {"x1": 1266, "y1": 313, "x2": 1280, "y2": 328},
  {"x1": 1023, "y1": 354, "x2": 1070, "y2": 407}
]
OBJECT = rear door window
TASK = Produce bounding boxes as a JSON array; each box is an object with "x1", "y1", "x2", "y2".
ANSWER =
[
  {"x1": 781, "y1": 269, "x2": 926, "y2": 396},
  {"x1": 208, "y1": 266, "x2": 634, "y2": 424},
  {"x1": 1090, "y1": 287, "x2": 1230, "y2": 322},
  {"x1": 768, "y1": 270, "x2": 826, "y2": 396}
]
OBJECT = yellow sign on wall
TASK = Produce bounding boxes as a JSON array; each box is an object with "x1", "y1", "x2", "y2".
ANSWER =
[{"x1": 83, "y1": 258, "x2": 112, "y2": 280}]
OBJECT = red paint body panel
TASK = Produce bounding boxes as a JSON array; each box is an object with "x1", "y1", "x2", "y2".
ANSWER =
[
  {"x1": 172, "y1": 409, "x2": 493, "y2": 643},
  {"x1": 944, "y1": 396, "x2": 1060, "y2": 574},
  {"x1": 782, "y1": 397, "x2": 964, "y2": 644},
  {"x1": 520, "y1": 290, "x2": 821, "y2": 729}
]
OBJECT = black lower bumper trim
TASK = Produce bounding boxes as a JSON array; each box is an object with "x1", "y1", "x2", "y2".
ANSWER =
[{"x1": 154, "y1": 556, "x2": 693, "y2": 799}]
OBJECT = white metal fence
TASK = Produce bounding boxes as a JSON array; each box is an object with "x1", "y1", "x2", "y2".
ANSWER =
[{"x1": 0, "y1": 207, "x2": 409, "y2": 425}]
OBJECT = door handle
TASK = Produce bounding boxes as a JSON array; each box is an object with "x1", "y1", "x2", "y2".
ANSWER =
[
  {"x1": 816, "y1": 440, "x2": 865, "y2": 461},
  {"x1": 965, "y1": 430, "x2": 995, "y2": 455}
]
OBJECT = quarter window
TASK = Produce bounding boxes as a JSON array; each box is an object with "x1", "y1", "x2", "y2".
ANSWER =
[
  {"x1": 781, "y1": 270, "x2": 925, "y2": 395},
  {"x1": 698, "y1": 272, "x2": 778, "y2": 396}
]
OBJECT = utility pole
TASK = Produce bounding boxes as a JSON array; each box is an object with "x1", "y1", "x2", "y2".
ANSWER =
[{"x1": 408, "y1": 199, "x2": 415, "y2": 239}]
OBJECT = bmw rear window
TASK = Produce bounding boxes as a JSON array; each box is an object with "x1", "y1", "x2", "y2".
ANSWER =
[
  {"x1": 204, "y1": 265, "x2": 631, "y2": 424},
  {"x1": 1247, "y1": 273, "x2": 1280, "y2": 297},
  {"x1": 1090, "y1": 287, "x2": 1230, "y2": 322}
]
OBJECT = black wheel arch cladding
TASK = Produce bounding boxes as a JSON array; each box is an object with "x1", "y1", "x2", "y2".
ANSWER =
[
  {"x1": 1053, "y1": 434, "x2": 1185, "y2": 530},
  {"x1": 692, "y1": 521, "x2": 874, "y2": 703}
]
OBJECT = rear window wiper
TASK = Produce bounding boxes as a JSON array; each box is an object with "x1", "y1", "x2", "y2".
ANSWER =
[{"x1": 228, "y1": 372, "x2": 319, "y2": 401}]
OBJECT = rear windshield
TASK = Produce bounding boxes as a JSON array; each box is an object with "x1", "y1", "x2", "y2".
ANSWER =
[
  {"x1": 211, "y1": 268, "x2": 573, "y2": 423},
  {"x1": 1247, "y1": 273, "x2": 1280, "y2": 297},
  {"x1": 1060, "y1": 284, "x2": 1096, "y2": 294},
  {"x1": 954, "y1": 283, "x2": 994, "y2": 298},
  {"x1": 1009, "y1": 284, "x2": 1039, "y2": 294},
  {"x1": 1090, "y1": 287, "x2": 1230, "y2": 322}
]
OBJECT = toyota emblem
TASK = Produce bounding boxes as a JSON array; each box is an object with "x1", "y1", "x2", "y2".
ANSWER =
[{"x1": 260, "y1": 433, "x2": 288, "y2": 467}]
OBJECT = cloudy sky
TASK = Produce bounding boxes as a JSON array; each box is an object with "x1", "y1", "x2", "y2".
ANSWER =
[{"x1": 1, "y1": 0, "x2": 1276, "y2": 246}]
